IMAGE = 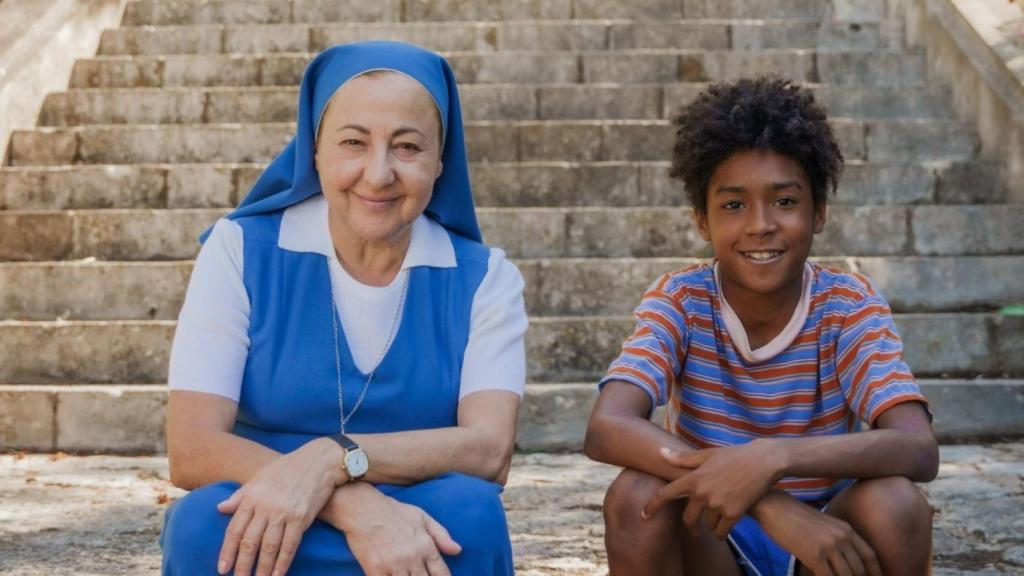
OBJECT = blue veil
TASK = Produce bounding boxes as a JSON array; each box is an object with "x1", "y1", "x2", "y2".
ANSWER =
[{"x1": 200, "y1": 41, "x2": 481, "y2": 243}]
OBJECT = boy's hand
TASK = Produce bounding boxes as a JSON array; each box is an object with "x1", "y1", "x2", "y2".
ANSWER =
[
  {"x1": 754, "y1": 491, "x2": 881, "y2": 576},
  {"x1": 642, "y1": 440, "x2": 782, "y2": 539}
]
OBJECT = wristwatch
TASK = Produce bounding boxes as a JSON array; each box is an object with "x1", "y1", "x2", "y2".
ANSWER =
[{"x1": 330, "y1": 433, "x2": 369, "y2": 481}]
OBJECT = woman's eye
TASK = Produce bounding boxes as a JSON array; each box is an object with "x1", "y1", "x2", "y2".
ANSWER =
[
  {"x1": 340, "y1": 139, "x2": 364, "y2": 147},
  {"x1": 396, "y1": 142, "x2": 422, "y2": 152}
]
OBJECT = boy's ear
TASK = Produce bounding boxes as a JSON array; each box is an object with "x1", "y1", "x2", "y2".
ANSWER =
[
  {"x1": 813, "y1": 202, "x2": 827, "y2": 234},
  {"x1": 693, "y1": 209, "x2": 711, "y2": 242}
]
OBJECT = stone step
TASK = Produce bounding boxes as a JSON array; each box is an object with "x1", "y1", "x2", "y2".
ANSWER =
[
  {"x1": 518, "y1": 380, "x2": 1024, "y2": 450},
  {"x1": 68, "y1": 50, "x2": 926, "y2": 88},
  {"x1": 3, "y1": 205, "x2": 1021, "y2": 262},
  {"x1": 96, "y1": 19, "x2": 897, "y2": 57},
  {"x1": 120, "y1": 0, "x2": 830, "y2": 27},
  {"x1": 3, "y1": 378, "x2": 1022, "y2": 452},
  {"x1": 0, "y1": 160, "x2": 1002, "y2": 211},
  {"x1": 2, "y1": 256, "x2": 1022, "y2": 321},
  {"x1": 0, "y1": 313, "x2": 1019, "y2": 384},
  {"x1": 7, "y1": 118, "x2": 977, "y2": 167},
  {"x1": 38, "y1": 83, "x2": 953, "y2": 127}
]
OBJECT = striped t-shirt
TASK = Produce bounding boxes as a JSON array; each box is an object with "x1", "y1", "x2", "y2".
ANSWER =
[{"x1": 600, "y1": 262, "x2": 928, "y2": 502}]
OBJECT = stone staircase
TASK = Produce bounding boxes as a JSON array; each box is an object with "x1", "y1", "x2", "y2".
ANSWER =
[{"x1": 1, "y1": 0, "x2": 1022, "y2": 454}]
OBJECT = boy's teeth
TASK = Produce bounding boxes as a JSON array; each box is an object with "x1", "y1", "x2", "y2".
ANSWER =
[{"x1": 746, "y1": 251, "x2": 780, "y2": 261}]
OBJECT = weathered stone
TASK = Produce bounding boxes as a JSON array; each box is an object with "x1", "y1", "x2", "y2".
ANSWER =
[
  {"x1": 223, "y1": 25, "x2": 310, "y2": 53},
  {"x1": 524, "y1": 258, "x2": 685, "y2": 316},
  {"x1": 912, "y1": 206, "x2": 1024, "y2": 255},
  {"x1": 830, "y1": 119, "x2": 867, "y2": 160},
  {"x1": 204, "y1": 88, "x2": 298, "y2": 123},
  {"x1": 478, "y1": 208, "x2": 567, "y2": 259},
  {"x1": 519, "y1": 123, "x2": 603, "y2": 162},
  {"x1": 816, "y1": 21, "x2": 895, "y2": 51},
  {"x1": 70, "y1": 57, "x2": 163, "y2": 89},
  {"x1": 921, "y1": 380, "x2": 1024, "y2": 442},
  {"x1": 896, "y1": 314, "x2": 995, "y2": 376},
  {"x1": 259, "y1": 54, "x2": 312, "y2": 86},
  {"x1": 538, "y1": 85, "x2": 661, "y2": 120},
  {"x1": 609, "y1": 22, "x2": 729, "y2": 50},
  {"x1": 461, "y1": 85, "x2": 537, "y2": 121},
  {"x1": 817, "y1": 51, "x2": 927, "y2": 86},
  {"x1": 935, "y1": 160, "x2": 1005, "y2": 204},
  {"x1": 730, "y1": 21, "x2": 820, "y2": 50},
  {"x1": 162, "y1": 54, "x2": 262, "y2": 87},
  {"x1": 574, "y1": 0, "x2": 683, "y2": 19},
  {"x1": 814, "y1": 85, "x2": 951, "y2": 119},
  {"x1": 0, "y1": 262, "x2": 191, "y2": 321},
  {"x1": 402, "y1": 0, "x2": 501, "y2": 21},
  {"x1": 683, "y1": 0, "x2": 824, "y2": 18},
  {"x1": 838, "y1": 161, "x2": 935, "y2": 205},
  {"x1": 812, "y1": 205, "x2": 908, "y2": 256},
  {"x1": 0, "y1": 321, "x2": 173, "y2": 384},
  {"x1": 565, "y1": 207, "x2": 705, "y2": 258},
  {"x1": 98, "y1": 26, "x2": 223, "y2": 56},
  {"x1": 582, "y1": 53, "x2": 679, "y2": 83},
  {"x1": 0, "y1": 388, "x2": 54, "y2": 451},
  {"x1": 167, "y1": 164, "x2": 238, "y2": 208},
  {"x1": 0, "y1": 166, "x2": 168, "y2": 211},
  {"x1": 499, "y1": 23, "x2": 606, "y2": 51},
  {"x1": 866, "y1": 120, "x2": 978, "y2": 162},
  {"x1": 122, "y1": 0, "x2": 290, "y2": 25},
  {"x1": 448, "y1": 53, "x2": 579, "y2": 84},
  {"x1": 600, "y1": 122, "x2": 674, "y2": 161},
  {"x1": 496, "y1": 0, "x2": 572, "y2": 19},
  {"x1": 470, "y1": 162, "x2": 645, "y2": 207},
  {"x1": 76, "y1": 125, "x2": 293, "y2": 164},
  {"x1": 996, "y1": 315, "x2": 1024, "y2": 375},
  {"x1": 39, "y1": 89, "x2": 206, "y2": 126},
  {"x1": 526, "y1": 317, "x2": 632, "y2": 382},
  {"x1": 292, "y1": 0, "x2": 401, "y2": 23},
  {"x1": 7, "y1": 130, "x2": 78, "y2": 167},
  {"x1": 312, "y1": 22, "x2": 495, "y2": 52},
  {"x1": 71, "y1": 209, "x2": 221, "y2": 260},
  {"x1": 830, "y1": 0, "x2": 886, "y2": 22},
  {"x1": 0, "y1": 213, "x2": 73, "y2": 261},
  {"x1": 697, "y1": 50, "x2": 816, "y2": 82},
  {"x1": 517, "y1": 384, "x2": 596, "y2": 451},
  {"x1": 638, "y1": 162, "x2": 685, "y2": 206},
  {"x1": 56, "y1": 387, "x2": 167, "y2": 453},
  {"x1": 464, "y1": 123, "x2": 519, "y2": 162}
]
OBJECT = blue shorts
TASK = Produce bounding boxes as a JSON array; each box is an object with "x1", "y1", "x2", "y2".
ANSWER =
[{"x1": 726, "y1": 502, "x2": 830, "y2": 576}]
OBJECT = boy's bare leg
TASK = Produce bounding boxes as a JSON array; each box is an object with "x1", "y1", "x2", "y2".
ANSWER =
[
  {"x1": 604, "y1": 469, "x2": 742, "y2": 576},
  {"x1": 798, "y1": 476, "x2": 932, "y2": 576}
]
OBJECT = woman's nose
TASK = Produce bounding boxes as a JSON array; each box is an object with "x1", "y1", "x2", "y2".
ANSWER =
[{"x1": 363, "y1": 145, "x2": 396, "y2": 188}]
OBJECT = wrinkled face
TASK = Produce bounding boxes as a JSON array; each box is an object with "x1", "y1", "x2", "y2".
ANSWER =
[
  {"x1": 695, "y1": 149, "x2": 825, "y2": 302},
  {"x1": 315, "y1": 71, "x2": 443, "y2": 246}
]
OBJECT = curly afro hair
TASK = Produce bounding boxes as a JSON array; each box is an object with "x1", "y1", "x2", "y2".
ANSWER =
[{"x1": 670, "y1": 77, "x2": 843, "y2": 213}]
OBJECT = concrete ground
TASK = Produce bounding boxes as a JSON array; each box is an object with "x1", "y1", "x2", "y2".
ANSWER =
[{"x1": 0, "y1": 445, "x2": 1022, "y2": 575}]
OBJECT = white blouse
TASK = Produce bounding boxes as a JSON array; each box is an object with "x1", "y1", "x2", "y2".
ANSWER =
[{"x1": 168, "y1": 194, "x2": 528, "y2": 402}]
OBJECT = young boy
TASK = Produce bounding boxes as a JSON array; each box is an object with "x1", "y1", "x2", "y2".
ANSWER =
[{"x1": 584, "y1": 77, "x2": 938, "y2": 576}]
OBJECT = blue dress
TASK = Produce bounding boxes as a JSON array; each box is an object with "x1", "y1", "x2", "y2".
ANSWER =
[{"x1": 161, "y1": 211, "x2": 515, "y2": 575}]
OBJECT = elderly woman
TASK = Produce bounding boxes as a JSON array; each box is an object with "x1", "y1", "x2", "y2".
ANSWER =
[{"x1": 160, "y1": 41, "x2": 527, "y2": 576}]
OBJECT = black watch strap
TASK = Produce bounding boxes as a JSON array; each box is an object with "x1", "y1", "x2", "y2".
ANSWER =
[{"x1": 329, "y1": 433, "x2": 359, "y2": 452}]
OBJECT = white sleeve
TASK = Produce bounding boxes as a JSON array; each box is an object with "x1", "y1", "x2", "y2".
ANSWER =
[
  {"x1": 167, "y1": 219, "x2": 250, "y2": 402},
  {"x1": 458, "y1": 247, "x2": 528, "y2": 400}
]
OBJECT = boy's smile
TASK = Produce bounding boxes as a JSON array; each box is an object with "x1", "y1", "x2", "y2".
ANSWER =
[{"x1": 695, "y1": 149, "x2": 825, "y2": 328}]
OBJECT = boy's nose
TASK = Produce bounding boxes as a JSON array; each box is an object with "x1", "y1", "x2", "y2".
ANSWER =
[{"x1": 745, "y1": 204, "x2": 778, "y2": 236}]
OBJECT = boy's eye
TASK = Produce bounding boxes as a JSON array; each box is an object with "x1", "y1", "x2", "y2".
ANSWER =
[
  {"x1": 775, "y1": 196, "x2": 798, "y2": 207},
  {"x1": 721, "y1": 200, "x2": 743, "y2": 210}
]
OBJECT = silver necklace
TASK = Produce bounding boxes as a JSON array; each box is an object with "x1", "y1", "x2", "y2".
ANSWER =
[{"x1": 331, "y1": 268, "x2": 410, "y2": 434}]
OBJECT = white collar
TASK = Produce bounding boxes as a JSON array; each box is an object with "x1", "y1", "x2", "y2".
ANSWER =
[{"x1": 277, "y1": 194, "x2": 456, "y2": 269}]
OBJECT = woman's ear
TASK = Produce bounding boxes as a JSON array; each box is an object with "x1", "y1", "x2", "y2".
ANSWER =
[{"x1": 435, "y1": 160, "x2": 444, "y2": 179}]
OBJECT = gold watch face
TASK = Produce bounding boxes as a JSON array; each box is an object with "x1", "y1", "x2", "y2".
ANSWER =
[{"x1": 345, "y1": 449, "x2": 369, "y2": 478}]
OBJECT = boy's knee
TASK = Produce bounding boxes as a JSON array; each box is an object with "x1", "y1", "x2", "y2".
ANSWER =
[
  {"x1": 604, "y1": 469, "x2": 670, "y2": 534},
  {"x1": 845, "y1": 476, "x2": 932, "y2": 535}
]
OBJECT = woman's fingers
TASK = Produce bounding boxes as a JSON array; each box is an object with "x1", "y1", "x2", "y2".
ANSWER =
[
  {"x1": 233, "y1": 515, "x2": 269, "y2": 576},
  {"x1": 422, "y1": 513, "x2": 461, "y2": 556},
  {"x1": 270, "y1": 522, "x2": 304, "y2": 576},
  {"x1": 218, "y1": 503, "x2": 254, "y2": 574},
  {"x1": 218, "y1": 489, "x2": 243, "y2": 514},
  {"x1": 253, "y1": 520, "x2": 285, "y2": 576},
  {"x1": 424, "y1": 552, "x2": 451, "y2": 576}
]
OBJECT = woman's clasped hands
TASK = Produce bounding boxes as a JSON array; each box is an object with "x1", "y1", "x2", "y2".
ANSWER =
[{"x1": 214, "y1": 438, "x2": 462, "y2": 576}]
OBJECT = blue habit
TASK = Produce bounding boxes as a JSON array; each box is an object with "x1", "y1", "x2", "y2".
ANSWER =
[{"x1": 161, "y1": 212, "x2": 514, "y2": 574}]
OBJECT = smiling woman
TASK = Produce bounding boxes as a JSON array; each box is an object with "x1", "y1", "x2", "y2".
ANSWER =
[{"x1": 159, "y1": 42, "x2": 527, "y2": 576}]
